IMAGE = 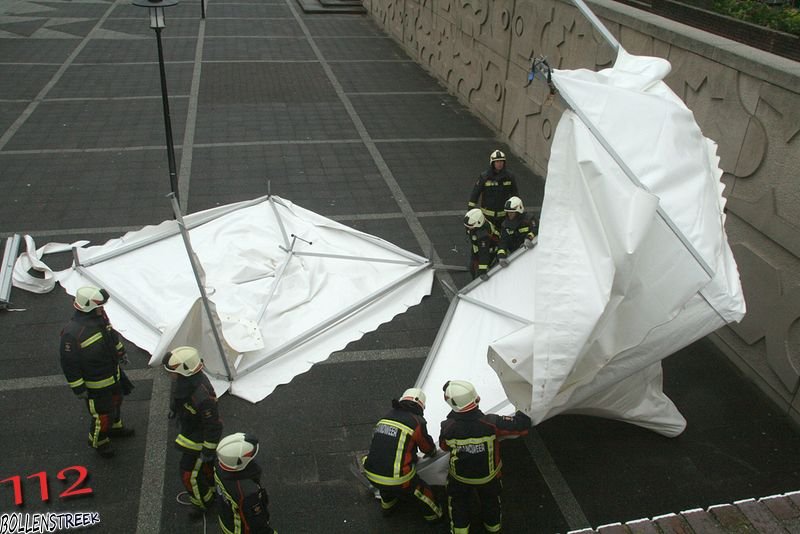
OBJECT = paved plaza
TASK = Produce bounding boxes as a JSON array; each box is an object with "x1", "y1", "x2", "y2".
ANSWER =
[{"x1": 1, "y1": 0, "x2": 799, "y2": 532}]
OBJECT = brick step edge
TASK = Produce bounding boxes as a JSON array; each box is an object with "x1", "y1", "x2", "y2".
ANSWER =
[{"x1": 566, "y1": 490, "x2": 800, "y2": 534}]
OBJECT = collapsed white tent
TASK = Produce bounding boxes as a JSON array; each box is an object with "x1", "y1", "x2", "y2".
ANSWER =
[
  {"x1": 52, "y1": 195, "x2": 433, "y2": 402},
  {"x1": 415, "y1": 48, "x2": 745, "y2": 483}
]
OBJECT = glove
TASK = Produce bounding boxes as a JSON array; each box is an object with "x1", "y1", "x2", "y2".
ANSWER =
[
  {"x1": 523, "y1": 238, "x2": 535, "y2": 249},
  {"x1": 76, "y1": 391, "x2": 88, "y2": 400},
  {"x1": 499, "y1": 258, "x2": 509, "y2": 267},
  {"x1": 479, "y1": 273, "x2": 489, "y2": 282},
  {"x1": 424, "y1": 449, "x2": 439, "y2": 459},
  {"x1": 119, "y1": 352, "x2": 129, "y2": 365},
  {"x1": 201, "y1": 449, "x2": 216, "y2": 464},
  {"x1": 168, "y1": 409, "x2": 176, "y2": 420}
]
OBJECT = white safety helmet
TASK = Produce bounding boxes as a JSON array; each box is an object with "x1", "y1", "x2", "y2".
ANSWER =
[
  {"x1": 162, "y1": 346, "x2": 204, "y2": 377},
  {"x1": 73, "y1": 286, "x2": 109, "y2": 312},
  {"x1": 217, "y1": 432, "x2": 260, "y2": 472},
  {"x1": 399, "y1": 388, "x2": 426, "y2": 410},
  {"x1": 443, "y1": 380, "x2": 479, "y2": 413},
  {"x1": 464, "y1": 208, "x2": 486, "y2": 230},
  {"x1": 489, "y1": 149, "x2": 506, "y2": 163},
  {"x1": 504, "y1": 196, "x2": 524, "y2": 214}
]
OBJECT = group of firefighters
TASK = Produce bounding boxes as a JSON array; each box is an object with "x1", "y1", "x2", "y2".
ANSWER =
[
  {"x1": 59, "y1": 287, "x2": 276, "y2": 533},
  {"x1": 56, "y1": 147, "x2": 534, "y2": 533},
  {"x1": 466, "y1": 149, "x2": 537, "y2": 280}
]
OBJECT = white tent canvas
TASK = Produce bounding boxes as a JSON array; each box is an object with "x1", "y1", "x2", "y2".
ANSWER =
[
  {"x1": 52, "y1": 195, "x2": 434, "y2": 402},
  {"x1": 414, "y1": 49, "x2": 745, "y2": 485}
]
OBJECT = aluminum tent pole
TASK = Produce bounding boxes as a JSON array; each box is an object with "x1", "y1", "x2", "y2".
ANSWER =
[
  {"x1": 568, "y1": 0, "x2": 621, "y2": 53},
  {"x1": 168, "y1": 193, "x2": 234, "y2": 381},
  {"x1": 292, "y1": 250, "x2": 421, "y2": 266},
  {"x1": 79, "y1": 195, "x2": 270, "y2": 268},
  {"x1": 237, "y1": 262, "x2": 431, "y2": 378}
]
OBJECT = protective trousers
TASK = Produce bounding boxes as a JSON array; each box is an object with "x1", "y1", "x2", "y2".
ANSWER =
[
  {"x1": 86, "y1": 392, "x2": 122, "y2": 451},
  {"x1": 374, "y1": 474, "x2": 442, "y2": 522},
  {"x1": 180, "y1": 452, "x2": 215, "y2": 510},
  {"x1": 446, "y1": 477, "x2": 502, "y2": 534}
]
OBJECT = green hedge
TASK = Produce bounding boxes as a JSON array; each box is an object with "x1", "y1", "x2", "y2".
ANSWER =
[{"x1": 712, "y1": 0, "x2": 800, "y2": 35}]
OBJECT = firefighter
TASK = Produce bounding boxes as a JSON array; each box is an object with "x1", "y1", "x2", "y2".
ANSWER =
[
  {"x1": 496, "y1": 196, "x2": 536, "y2": 266},
  {"x1": 215, "y1": 432, "x2": 276, "y2": 534},
  {"x1": 464, "y1": 208, "x2": 499, "y2": 280},
  {"x1": 363, "y1": 388, "x2": 443, "y2": 525},
  {"x1": 439, "y1": 380, "x2": 531, "y2": 534},
  {"x1": 60, "y1": 286, "x2": 134, "y2": 459},
  {"x1": 468, "y1": 149, "x2": 519, "y2": 227},
  {"x1": 162, "y1": 346, "x2": 223, "y2": 514}
]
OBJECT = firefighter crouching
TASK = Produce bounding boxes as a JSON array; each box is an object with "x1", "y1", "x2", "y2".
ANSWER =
[
  {"x1": 464, "y1": 208, "x2": 499, "y2": 281},
  {"x1": 439, "y1": 380, "x2": 531, "y2": 534},
  {"x1": 59, "y1": 286, "x2": 135, "y2": 459},
  {"x1": 162, "y1": 346, "x2": 223, "y2": 514},
  {"x1": 215, "y1": 432, "x2": 277, "y2": 534},
  {"x1": 363, "y1": 388, "x2": 443, "y2": 524},
  {"x1": 496, "y1": 196, "x2": 536, "y2": 267}
]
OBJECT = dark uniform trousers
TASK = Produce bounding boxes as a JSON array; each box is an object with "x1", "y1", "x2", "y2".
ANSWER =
[
  {"x1": 60, "y1": 310, "x2": 129, "y2": 453},
  {"x1": 468, "y1": 222, "x2": 499, "y2": 279},
  {"x1": 172, "y1": 372, "x2": 223, "y2": 510},
  {"x1": 468, "y1": 167, "x2": 519, "y2": 228},
  {"x1": 215, "y1": 462, "x2": 276, "y2": 534},
  {"x1": 440, "y1": 409, "x2": 531, "y2": 534},
  {"x1": 363, "y1": 403, "x2": 443, "y2": 522}
]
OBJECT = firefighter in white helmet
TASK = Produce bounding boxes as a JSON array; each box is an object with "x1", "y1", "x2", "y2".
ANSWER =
[
  {"x1": 215, "y1": 432, "x2": 276, "y2": 534},
  {"x1": 464, "y1": 208, "x2": 500, "y2": 280},
  {"x1": 440, "y1": 380, "x2": 531, "y2": 534},
  {"x1": 163, "y1": 346, "x2": 222, "y2": 515},
  {"x1": 468, "y1": 149, "x2": 519, "y2": 227},
  {"x1": 363, "y1": 388, "x2": 443, "y2": 524},
  {"x1": 59, "y1": 286, "x2": 134, "y2": 459},
  {"x1": 496, "y1": 196, "x2": 537, "y2": 267}
]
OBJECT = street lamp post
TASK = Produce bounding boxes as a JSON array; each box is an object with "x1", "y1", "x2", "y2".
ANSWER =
[{"x1": 133, "y1": 0, "x2": 180, "y2": 203}]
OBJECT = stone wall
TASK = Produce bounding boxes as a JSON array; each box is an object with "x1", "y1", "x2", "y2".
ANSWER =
[{"x1": 365, "y1": 0, "x2": 800, "y2": 424}]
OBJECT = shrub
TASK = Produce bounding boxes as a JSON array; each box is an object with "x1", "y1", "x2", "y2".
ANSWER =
[{"x1": 712, "y1": 0, "x2": 800, "y2": 35}]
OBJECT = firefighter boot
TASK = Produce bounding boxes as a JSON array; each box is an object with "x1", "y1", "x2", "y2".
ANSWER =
[{"x1": 109, "y1": 421, "x2": 135, "y2": 438}]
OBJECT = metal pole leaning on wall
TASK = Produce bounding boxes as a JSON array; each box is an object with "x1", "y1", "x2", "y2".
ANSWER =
[
  {"x1": 568, "y1": 0, "x2": 621, "y2": 52},
  {"x1": 168, "y1": 193, "x2": 234, "y2": 381}
]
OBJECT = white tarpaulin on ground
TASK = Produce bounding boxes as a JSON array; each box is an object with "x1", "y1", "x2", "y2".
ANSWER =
[
  {"x1": 416, "y1": 49, "x2": 745, "y2": 485},
  {"x1": 50, "y1": 195, "x2": 433, "y2": 402}
]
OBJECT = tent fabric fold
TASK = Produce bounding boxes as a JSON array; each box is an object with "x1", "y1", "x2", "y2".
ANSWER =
[{"x1": 50, "y1": 195, "x2": 434, "y2": 402}]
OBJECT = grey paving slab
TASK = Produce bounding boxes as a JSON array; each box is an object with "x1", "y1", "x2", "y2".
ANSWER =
[
  {"x1": 0, "y1": 151, "x2": 176, "y2": 231},
  {"x1": 0, "y1": 38, "x2": 80, "y2": 62},
  {"x1": 26, "y1": 1, "x2": 110, "y2": 19},
  {"x1": 193, "y1": 102, "x2": 357, "y2": 144},
  {"x1": 303, "y1": 16, "x2": 386, "y2": 37},
  {"x1": 111, "y1": 2, "x2": 203, "y2": 19},
  {"x1": 75, "y1": 38, "x2": 197, "y2": 64},
  {"x1": 37, "y1": 18, "x2": 98, "y2": 38},
  {"x1": 316, "y1": 35, "x2": 408, "y2": 61},
  {"x1": 186, "y1": 142, "x2": 395, "y2": 215},
  {"x1": 377, "y1": 140, "x2": 545, "y2": 214},
  {"x1": 205, "y1": 3, "x2": 292, "y2": 18},
  {"x1": 200, "y1": 62, "x2": 336, "y2": 104},
  {"x1": 201, "y1": 35, "x2": 314, "y2": 61},
  {"x1": 0, "y1": 102, "x2": 28, "y2": 133},
  {"x1": 331, "y1": 60, "x2": 444, "y2": 93},
  {"x1": 101, "y1": 17, "x2": 201, "y2": 38},
  {"x1": 0, "y1": 384, "x2": 149, "y2": 532},
  {"x1": 203, "y1": 18, "x2": 302, "y2": 37},
  {"x1": 49, "y1": 63, "x2": 194, "y2": 99},
  {"x1": 4, "y1": 98, "x2": 188, "y2": 150},
  {"x1": 351, "y1": 93, "x2": 496, "y2": 140}
]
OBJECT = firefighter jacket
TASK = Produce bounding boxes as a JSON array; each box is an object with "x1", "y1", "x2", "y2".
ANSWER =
[
  {"x1": 439, "y1": 409, "x2": 531, "y2": 485},
  {"x1": 171, "y1": 372, "x2": 223, "y2": 456},
  {"x1": 363, "y1": 400, "x2": 436, "y2": 486},
  {"x1": 467, "y1": 221, "x2": 499, "y2": 275},
  {"x1": 215, "y1": 461, "x2": 274, "y2": 534},
  {"x1": 468, "y1": 166, "x2": 519, "y2": 219},
  {"x1": 497, "y1": 215, "x2": 536, "y2": 258},
  {"x1": 60, "y1": 309, "x2": 126, "y2": 397}
]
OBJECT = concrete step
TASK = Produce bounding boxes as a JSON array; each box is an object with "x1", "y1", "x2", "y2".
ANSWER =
[
  {"x1": 568, "y1": 490, "x2": 800, "y2": 534},
  {"x1": 295, "y1": 0, "x2": 366, "y2": 14}
]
